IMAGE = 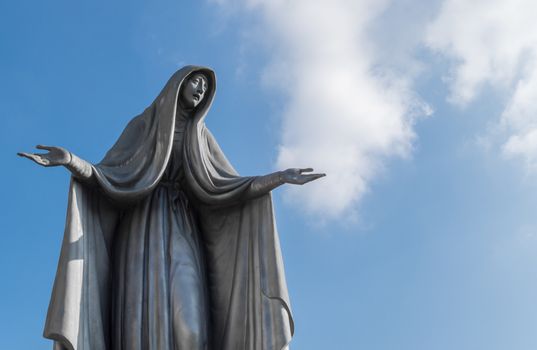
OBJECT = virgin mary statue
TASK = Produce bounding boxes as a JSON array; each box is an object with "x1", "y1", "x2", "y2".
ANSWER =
[{"x1": 19, "y1": 66, "x2": 324, "y2": 350}]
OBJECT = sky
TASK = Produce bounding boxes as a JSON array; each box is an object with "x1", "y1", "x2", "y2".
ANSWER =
[{"x1": 2, "y1": 0, "x2": 537, "y2": 349}]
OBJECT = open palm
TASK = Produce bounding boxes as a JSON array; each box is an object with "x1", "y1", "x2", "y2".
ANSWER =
[
  {"x1": 281, "y1": 168, "x2": 325, "y2": 185},
  {"x1": 17, "y1": 145, "x2": 70, "y2": 167}
]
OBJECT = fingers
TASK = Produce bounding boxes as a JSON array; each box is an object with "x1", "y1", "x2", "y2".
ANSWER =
[
  {"x1": 299, "y1": 168, "x2": 314, "y2": 174},
  {"x1": 298, "y1": 173, "x2": 326, "y2": 184},
  {"x1": 17, "y1": 152, "x2": 32, "y2": 158},
  {"x1": 36, "y1": 144, "x2": 54, "y2": 151},
  {"x1": 18, "y1": 152, "x2": 40, "y2": 161},
  {"x1": 17, "y1": 152, "x2": 48, "y2": 166},
  {"x1": 306, "y1": 173, "x2": 326, "y2": 181},
  {"x1": 19, "y1": 152, "x2": 48, "y2": 165}
]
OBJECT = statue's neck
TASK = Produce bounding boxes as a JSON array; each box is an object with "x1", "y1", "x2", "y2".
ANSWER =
[
  {"x1": 175, "y1": 104, "x2": 193, "y2": 133},
  {"x1": 176, "y1": 98, "x2": 194, "y2": 119}
]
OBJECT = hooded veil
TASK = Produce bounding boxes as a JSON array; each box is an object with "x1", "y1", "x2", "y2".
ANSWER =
[{"x1": 43, "y1": 66, "x2": 294, "y2": 350}]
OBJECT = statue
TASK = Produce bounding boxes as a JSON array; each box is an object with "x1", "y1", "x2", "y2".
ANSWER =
[{"x1": 18, "y1": 66, "x2": 325, "y2": 350}]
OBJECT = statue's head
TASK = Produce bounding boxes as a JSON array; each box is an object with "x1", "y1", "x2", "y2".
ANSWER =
[{"x1": 180, "y1": 72, "x2": 209, "y2": 109}]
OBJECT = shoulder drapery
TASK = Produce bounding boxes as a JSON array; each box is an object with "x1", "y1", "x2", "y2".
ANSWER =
[
  {"x1": 43, "y1": 66, "x2": 293, "y2": 350},
  {"x1": 44, "y1": 180, "x2": 118, "y2": 350},
  {"x1": 184, "y1": 125, "x2": 294, "y2": 350}
]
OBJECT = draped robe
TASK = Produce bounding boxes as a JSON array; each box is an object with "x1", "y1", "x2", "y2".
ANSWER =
[{"x1": 43, "y1": 66, "x2": 294, "y2": 350}]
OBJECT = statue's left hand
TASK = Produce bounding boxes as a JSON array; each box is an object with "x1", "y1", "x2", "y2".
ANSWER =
[
  {"x1": 17, "y1": 145, "x2": 71, "y2": 167},
  {"x1": 281, "y1": 168, "x2": 326, "y2": 185}
]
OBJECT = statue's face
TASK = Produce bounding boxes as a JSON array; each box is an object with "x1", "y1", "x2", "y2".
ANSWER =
[{"x1": 181, "y1": 73, "x2": 208, "y2": 109}]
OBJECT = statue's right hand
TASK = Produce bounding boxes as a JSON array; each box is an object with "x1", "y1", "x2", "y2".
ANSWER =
[{"x1": 17, "y1": 145, "x2": 71, "y2": 167}]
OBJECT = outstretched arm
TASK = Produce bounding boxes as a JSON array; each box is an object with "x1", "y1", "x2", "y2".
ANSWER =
[
  {"x1": 18, "y1": 145, "x2": 94, "y2": 181},
  {"x1": 245, "y1": 168, "x2": 325, "y2": 199}
]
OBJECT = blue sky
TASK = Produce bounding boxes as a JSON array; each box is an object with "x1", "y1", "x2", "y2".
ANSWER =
[{"x1": 2, "y1": 0, "x2": 537, "y2": 349}]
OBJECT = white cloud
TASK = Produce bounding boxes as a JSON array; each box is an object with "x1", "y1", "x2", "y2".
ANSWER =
[
  {"x1": 214, "y1": 0, "x2": 430, "y2": 219},
  {"x1": 426, "y1": 0, "x2": 537, "y2": 170}
]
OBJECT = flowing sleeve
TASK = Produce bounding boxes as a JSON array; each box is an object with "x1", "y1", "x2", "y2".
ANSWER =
[
  {"x1": 91, "y1": 80, "x2": 177, "y2": 205},
  {"x1": 43, "y1": 179, "x2": 119, "y2": 350},
  {"x1": 184, "y1": 126, "x2": 294, "y2": 350},
  {"x1": 183, "y1": 126, "x2": 256, "y2": 206}
]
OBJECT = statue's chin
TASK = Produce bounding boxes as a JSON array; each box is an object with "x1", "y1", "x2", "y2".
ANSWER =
[{"x1": 180, "y1": 98, "x2": 196, "y2": 110}]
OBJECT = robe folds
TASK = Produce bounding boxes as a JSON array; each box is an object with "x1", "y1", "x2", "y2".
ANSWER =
[{"x1": 43, "y1": 66, "x2": 294, "y2": 350}]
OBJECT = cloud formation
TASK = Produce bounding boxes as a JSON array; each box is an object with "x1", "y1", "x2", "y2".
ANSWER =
[
  {"x1": 215, "y1": 0, "x2": 430, "y2": 219},
  {"x1": 426, "y1": 0, "x2": 537, "y2": 170}
]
